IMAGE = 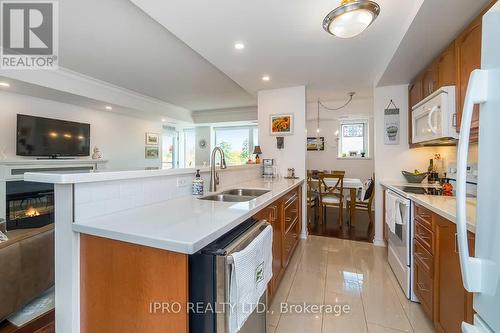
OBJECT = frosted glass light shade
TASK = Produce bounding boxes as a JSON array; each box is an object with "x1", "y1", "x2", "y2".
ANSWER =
[{"x1": 323, "y1": 1, "x2": 380, "y2": 38}]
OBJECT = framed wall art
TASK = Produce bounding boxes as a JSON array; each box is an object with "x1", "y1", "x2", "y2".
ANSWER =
[{"x1": 270, "y1": 114, "x2": 293, "y2": 136}]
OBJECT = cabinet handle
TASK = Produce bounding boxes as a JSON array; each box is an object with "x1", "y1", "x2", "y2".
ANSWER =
[
  {"x1": 452, "y1": 113, "x2": 457, "y2": 128},
  {"x1": 271, "y1": 206, "x2": 277, "y2": 221},
  {"x1": 455, "y1": 232, "x2": 458, "y2": 253}
]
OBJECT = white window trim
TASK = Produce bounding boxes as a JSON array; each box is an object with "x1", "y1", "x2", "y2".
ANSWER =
[{"x1": 337, "y1": 119, "x2": 370, "y2": 159}]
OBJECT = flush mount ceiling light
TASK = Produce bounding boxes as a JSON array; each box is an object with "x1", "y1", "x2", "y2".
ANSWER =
[
  {"x1": 105, "y1": 106, "x2": 112, "y2": 110},
  {"x1": 323, "y1": 0, "x2": 380, "y2": 38},
  {"x1": 0, "y1": 82, "x2": 10, "y2": 87},
  {"x1": 234, "y1": 42, "x2": 245, "y2": 50},
  {"x1": 262, "y1": 75, "x2": 271, "y2": 82}
]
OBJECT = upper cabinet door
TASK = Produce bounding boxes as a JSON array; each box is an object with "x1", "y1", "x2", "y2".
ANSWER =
[
  {"x1": 422, "y1": 62, "x2": 439, "y2": 98},
  {"x1": 437, "y1": 42, "x2": 457, "y2": 87},
  {"x1": 456, "y1": 17, "x2": 482, "y2": 135},
  {"x1": 409, "y1": 76, "x2": 424, "y2": 109}
]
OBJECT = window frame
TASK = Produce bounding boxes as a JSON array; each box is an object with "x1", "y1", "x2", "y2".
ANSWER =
[
  {"x1": 213, "y1": 125, "x2": 258, "y2": 166},
  {"x1": 337, "y1": 119, "x2": 370, "y2": 159}
]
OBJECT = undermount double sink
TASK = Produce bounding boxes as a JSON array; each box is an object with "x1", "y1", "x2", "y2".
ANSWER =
[{"x1": 199, "y1": 188, "x2": 270, "y2": 202}]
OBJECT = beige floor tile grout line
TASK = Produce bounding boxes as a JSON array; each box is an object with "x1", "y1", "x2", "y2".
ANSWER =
[{"x1": 351, "y1": 241, "x2": 371, "y2": 333}]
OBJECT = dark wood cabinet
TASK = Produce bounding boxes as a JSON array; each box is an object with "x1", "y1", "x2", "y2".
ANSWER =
[
  {"x1": 422, "y1": 62, "x2": 439, "y2": 98},
  {"x1": 456, "y1": 16, "x2": 482, "y2": 141},
  {"x1": 253, "y1": 185, "x2": 302, "y2": 300},
  {"x1": 408, "y1": 76, "x2": 423, "y2": 146},
  {"x1": 437, "y1": 42, "x2": 456, "y2": 87},
  {"x1": 434, "y1": 215, "x2": 475, "y2": 333},
  {"x1": 407, "y1": 0, "x2": 496, "y2": 147},
  {"x1": 413, "y1": 204, "x2": 475, "y2": 333}
]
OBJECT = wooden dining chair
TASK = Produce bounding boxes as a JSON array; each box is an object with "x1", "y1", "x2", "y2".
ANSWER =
[
  {"x1": 347, "y1": 174, "x2": 375, "y2": 231},
  {"x1": 318, "y1": 172, "x2": 345, "y2": 228},
  {"x1": 306, "y1": 170, "x2": 319, "y2": 225}
]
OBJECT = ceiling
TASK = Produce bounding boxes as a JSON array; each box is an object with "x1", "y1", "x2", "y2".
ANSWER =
[
  {"x1": 130, "y1": 0, "x2": 422, "y2": 102},
  {"x1": 57, "y1": 0, "x2": 255, "y2": 111},
  {"x1": 378, "y1": 0, "x2": 490, "y2": 86}
]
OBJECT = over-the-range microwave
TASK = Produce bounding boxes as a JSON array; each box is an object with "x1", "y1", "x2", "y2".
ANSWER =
[{"x1": 412, "y1": 86, "x2": 458, "y2": 145}]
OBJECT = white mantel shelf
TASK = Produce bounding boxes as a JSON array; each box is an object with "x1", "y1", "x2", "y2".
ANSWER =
[
  {"x1": 0, "y1": 159, "x2": 108, "y2": 166},
  {"x1": 24, "y1": 163, "x2": 260, "y2": 184}
]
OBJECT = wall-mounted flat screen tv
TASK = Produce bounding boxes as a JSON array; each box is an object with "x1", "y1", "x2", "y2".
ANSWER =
[{"x1": 16, "y1": 114, "x2": 91, "y2": 157}]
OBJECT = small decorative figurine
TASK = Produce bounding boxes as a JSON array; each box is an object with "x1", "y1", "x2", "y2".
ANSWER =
[{"x1": 92, "y1": 147, "x2": 103, "y2": 159}]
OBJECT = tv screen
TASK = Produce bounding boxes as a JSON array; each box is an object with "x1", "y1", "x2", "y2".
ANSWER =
[{"x1": 16, "y1": 114, "x2": 90, "y2": 157}]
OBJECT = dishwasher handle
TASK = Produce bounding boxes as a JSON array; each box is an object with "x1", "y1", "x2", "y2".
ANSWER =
[{"x1": 224, "y1": 220, "x2": 270, "y2": 258}]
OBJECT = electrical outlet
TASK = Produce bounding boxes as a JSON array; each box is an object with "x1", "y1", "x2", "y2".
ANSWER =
[{"x1": 176, "y1": 178, "x2": 189, "y2": 187}]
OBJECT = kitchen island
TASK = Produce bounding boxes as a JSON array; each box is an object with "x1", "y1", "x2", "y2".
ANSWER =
[{"x1": 24, "y1": 166, "x2": 304, "y2": 333}]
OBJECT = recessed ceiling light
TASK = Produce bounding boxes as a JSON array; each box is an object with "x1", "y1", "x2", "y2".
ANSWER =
[
  {"x1": 234, "y1": 42, "x2": 245, "y2": 50},
  {"x1": 105, "y1": 106, "x2": 112, "y2": 110},
  {"x1": 262, "y1": 75, "x2": 271, "y2": 82},
  {"x1": 161, "y1": 118, "x2": 166, "y2": 122},
  {"x1": 0, "y1": 82, "x2": 10, "y2": 87}
]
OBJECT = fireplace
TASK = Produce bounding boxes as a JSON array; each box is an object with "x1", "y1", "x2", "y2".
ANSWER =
[{"x1": 6, "y1": 181, "x2": 54, "y2": 231}]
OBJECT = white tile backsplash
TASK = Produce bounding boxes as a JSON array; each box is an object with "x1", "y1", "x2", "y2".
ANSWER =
[{"x1": 74, "y1": 166, "x2": 262, "y2": 221}]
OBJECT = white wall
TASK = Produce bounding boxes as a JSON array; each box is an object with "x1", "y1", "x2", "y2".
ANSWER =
[
  {"x1": 258, "y1": 86, "x2": 307, "y2": 237},
  {"x1": 0, "y1": 91, "x2": 163, "y2": 169},
  {"x1": 306, "y1": 97, "x2": 374, "y2": 180},
  {"x1": 373, "y1": 85, "x2": 477, "y2": 245},
  {"x1": 195, "y1": 126, "x2": 211, "y2": 167}
]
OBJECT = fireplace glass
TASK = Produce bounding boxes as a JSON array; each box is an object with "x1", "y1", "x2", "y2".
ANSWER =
[{"x1": 6, "y1": 181, "x2": 54, "y2": 231}]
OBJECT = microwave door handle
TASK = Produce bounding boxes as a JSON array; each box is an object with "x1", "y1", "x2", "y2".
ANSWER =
[
  {"x1": 427, "y1": 106, "x2": 440, "y2": 134},
  {"x1": 456, "y1": 69, "x2": 489, "y2": 294}
]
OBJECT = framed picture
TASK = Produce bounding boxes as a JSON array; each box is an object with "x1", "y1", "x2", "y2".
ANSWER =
[
  {"x1": 270, "y1": 114, "x2": 293, "y2": 135},
  {"x1": 145, "y1": 132, "x2": 159, "y2": 145},
  {"x1": 145, "y1": 146, "x2": 159, "y2": 159},
  {"x1": 307, "y1": 137, "x2": 325, "y2": 151}
]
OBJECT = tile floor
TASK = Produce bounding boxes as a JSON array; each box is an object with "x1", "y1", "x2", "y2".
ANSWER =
[{"x1": 267, "y1": 236, "x2": 436, "y2": 333}]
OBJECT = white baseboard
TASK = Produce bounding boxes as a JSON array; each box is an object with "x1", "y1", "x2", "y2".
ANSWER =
[{"x1": 372, "y1": 238, "x2": 386, "y2": 247}]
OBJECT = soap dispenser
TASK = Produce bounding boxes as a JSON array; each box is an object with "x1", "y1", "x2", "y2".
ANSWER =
[{"x1": 192, "y1": 169, "x2": 204, "y2": 196}]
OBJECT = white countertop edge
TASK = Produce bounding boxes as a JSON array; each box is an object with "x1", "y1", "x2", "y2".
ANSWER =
[
  {"x1": 381, "y1": 182, "x2": 476, "y2": 233},
  {"x1": 409, "y1": 195, "x2": 476, "y2": 234},
  {"x1": 24, "y1": 164, "x2": 261, "y2": 184},
  {"x1": 72, "y1": 178, "x2": 304, "y2": 254}
]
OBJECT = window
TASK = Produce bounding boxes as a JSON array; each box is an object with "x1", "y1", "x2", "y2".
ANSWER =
[
  {"x1": 214, "y1": 126, "x2": 258, "y2": 166},
  {"x1": 183, "y1": 128, "x2": 195, "y2": 168},
  {"x1": 338, "y1": 120, "x2": 369, "y2": 158},
  {"x1": 162, "y1": 131, "x2": 177, "y2": 168}
]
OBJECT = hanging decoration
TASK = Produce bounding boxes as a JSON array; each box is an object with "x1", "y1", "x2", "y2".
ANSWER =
[{"x1": 384, "y1": 99, "x2": 400, "y2": 145}]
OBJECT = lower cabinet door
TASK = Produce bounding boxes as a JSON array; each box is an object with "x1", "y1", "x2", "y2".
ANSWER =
[
  {"x1": 434, "y1": 216, "x2": 474, "y2": 333},
  {"x1": 414, "y1": 259, "x2": 434, "y2": 320}
]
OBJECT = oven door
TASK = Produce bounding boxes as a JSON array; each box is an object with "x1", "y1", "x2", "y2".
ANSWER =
[{"x1": 386, "y1": 191, "x2": 411, "y2": 298}]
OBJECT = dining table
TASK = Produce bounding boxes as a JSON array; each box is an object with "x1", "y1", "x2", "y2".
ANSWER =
[{"x1": 312, "y1": 177, "x2": 364, "y2": 227}]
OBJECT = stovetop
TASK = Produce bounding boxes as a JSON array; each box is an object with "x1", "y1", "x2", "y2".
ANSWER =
[{"x1": 393, "y1": 185, "x2": 444, "y2": 196}]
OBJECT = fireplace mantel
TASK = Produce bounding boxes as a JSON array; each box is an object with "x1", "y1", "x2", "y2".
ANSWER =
[
  {"x1": 0, "y1": 159, "x2": 108, "y2": 181},
  {"x1": 0, "y1": 159, "x2": 108, "y2": 222}
]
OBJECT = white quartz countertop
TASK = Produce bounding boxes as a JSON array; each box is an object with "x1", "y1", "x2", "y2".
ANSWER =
[
  {"x1": 381, "y1": 182, "x2": 477, "y2": 233},
  {"x1": 72, "y1": 177, "x2": 304, "y2": 254},
  {"x1": 23, "y1": 164, "x2": 260, "y2": 184}
]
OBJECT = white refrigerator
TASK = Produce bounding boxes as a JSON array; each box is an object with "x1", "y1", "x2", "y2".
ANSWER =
[{"x1": 456, "y1": 2, "x2": 500, "y2": 333}]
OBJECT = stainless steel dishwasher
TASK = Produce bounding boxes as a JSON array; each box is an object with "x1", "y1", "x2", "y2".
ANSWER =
[{"x1": 189, "y1": 218, "x2": 270, "y2": 333}]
